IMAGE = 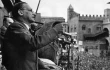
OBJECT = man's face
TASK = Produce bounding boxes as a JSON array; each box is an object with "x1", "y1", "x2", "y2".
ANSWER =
[
  {"x1": 21, "y1": 4, "x2": 36, "y2": 23},
  {"x1": 4, "y1": 18, "x2": 14, "y2": 28}
]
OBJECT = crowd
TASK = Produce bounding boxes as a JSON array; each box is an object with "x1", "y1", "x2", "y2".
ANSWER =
[{"x1": 73, "y1": 52, "x2": 110, "y2": 70}]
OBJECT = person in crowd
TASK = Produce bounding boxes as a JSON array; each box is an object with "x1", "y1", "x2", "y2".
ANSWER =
[
  {"x1": 2, "y1": 2, "x2": 63, "y2": 70},
  {"x1": 0, "y1": 16, "x2": 14, "y2": 38},
  {"x1": 0, "y1": 16, "x2": 14, "y2": 51},
  {"x1": 0, "y1": 17, "x2": 13, "y2": 70}
]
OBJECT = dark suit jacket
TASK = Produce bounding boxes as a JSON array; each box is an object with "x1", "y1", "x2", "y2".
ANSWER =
[{"x1": 2, "y1": 21, "x2": 58, "y2": 70}]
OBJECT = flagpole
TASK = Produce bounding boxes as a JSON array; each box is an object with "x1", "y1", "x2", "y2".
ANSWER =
[
  {"x1": 10, "y1": 0, "x2": 15, "y2": 6},
  {"x1": 35, "y1": 1, "x2": 41, "y2": 70},
  {"x1": 36, "y1": 0, "x2": 41, "y2": 13}
]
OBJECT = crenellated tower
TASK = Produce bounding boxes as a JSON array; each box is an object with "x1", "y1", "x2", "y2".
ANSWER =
[
  {"x1": 79, "y1": 14, "x2": 105, "y2": 21},
  {"x1": 67, "y1": 4, "x2": 79, "y2": 21},
  {"x1": 104, "y1": 8, "x2": 110, "y2": 19}
]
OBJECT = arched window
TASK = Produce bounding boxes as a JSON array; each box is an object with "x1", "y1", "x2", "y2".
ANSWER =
[{"x1": 82, "y1": 25, "x2": 86, "y2": 30}]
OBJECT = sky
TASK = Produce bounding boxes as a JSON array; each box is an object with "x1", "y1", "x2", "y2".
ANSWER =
[{"x1": 1, "y1": 0, "x2": 110, "y2": 20}]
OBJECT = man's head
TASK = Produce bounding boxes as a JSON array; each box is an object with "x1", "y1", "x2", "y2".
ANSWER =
[
  {"x1": 3, "y1": 16, "x2": 14, "y2": 28},
  {"x1": 12, "y1": 2, "x2": 36, "y2": 24}
]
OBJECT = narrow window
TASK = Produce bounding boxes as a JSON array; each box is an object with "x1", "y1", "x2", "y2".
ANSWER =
[{"x1": 82, "y1": 25, "x2": 86, "y2": 30}]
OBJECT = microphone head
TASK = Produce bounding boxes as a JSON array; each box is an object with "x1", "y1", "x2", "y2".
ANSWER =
[
  {"x1": 31, "y1": 23, "x2": 38, "y2": 30},
  {"x1": 62, "y1": 32, "x2": 72, "y2": 37}
]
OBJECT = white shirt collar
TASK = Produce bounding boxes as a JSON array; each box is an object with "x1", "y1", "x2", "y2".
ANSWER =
[{"x1": 23, "y1": 23, "x2": 30, "y2": 30}]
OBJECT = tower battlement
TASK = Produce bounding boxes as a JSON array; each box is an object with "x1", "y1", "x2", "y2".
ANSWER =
[{"x1": 79, "y1": 14, "x2": 105, "y2": 21}]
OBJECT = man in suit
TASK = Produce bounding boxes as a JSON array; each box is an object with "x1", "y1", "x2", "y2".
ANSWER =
[{"x1": 2, "y1": 2, "x2": 63, "y2": 70}]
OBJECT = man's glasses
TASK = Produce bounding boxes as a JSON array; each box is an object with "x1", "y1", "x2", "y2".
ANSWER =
[{"x1": 20, "y1": 8, "x2": 33, "y2": 12}]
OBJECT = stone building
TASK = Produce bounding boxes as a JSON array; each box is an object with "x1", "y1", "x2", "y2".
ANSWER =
[
  {"x1": 67, "y1": 5, "x2": 109, "y2": 56},
  {"x1": 35, "y1": 13, "x2": 67, "y2": 33},
  {"x1": 41, "y1": 17, "x2": 65, "y2": 23},
  {"x1": 103, "y1": 8, "x2": 110, "y2": 54},
  {"x1": 103, "y1": 9, "x2": 110, "y2": 43}
]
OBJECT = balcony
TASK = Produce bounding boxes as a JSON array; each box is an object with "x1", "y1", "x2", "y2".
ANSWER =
[{"x1": 84, "y1": 28, "x2": 109, "y2": 41}]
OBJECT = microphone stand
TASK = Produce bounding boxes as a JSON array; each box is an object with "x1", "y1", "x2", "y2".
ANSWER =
[{"x1": 66, "y1": 42, "x2": 71, "y2": 70}]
